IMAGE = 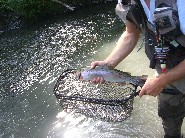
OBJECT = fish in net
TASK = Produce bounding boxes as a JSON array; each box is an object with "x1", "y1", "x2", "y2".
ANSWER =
[
  {"x1": 53, "y1": 68, "x2": 181, "y2": 122},
  {"x1": 54, "y1": 69, "x2": 140, "y2": 122}
]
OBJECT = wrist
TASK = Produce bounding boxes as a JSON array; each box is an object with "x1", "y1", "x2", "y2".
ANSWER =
[
  {"x1": 104, "y1": 60, "x2": 116, "y2": 69},
  {"x1": 156, "y1": 73, "x2": 171, "y2": 87}
]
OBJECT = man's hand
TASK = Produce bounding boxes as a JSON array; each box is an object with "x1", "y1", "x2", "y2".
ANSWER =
[
  {"x1": 139, "y1": 77, "x2": 166, "y2": 97},
  {"x1": 91, "y1": 61, "x2": 109, "y2": 69},
  {"x1": 90, "y1": 61, "x2": 108, "y2": 84}
]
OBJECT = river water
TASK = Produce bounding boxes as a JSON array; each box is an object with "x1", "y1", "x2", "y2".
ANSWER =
[{"x1": 0, "y1": 3, "x2": 184, "y2": 138}]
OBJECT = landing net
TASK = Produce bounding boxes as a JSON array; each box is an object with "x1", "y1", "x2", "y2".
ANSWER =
[{"x1": 54, "y1": 69, "x2": 138, "y2": 122}]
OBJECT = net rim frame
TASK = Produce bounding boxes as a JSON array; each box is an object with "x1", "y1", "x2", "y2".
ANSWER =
[{"x1": 53, "y1": 68, "x2": 139, "y2": 106}]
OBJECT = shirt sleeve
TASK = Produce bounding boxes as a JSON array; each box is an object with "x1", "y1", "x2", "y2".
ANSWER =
[{"x1": 177, "y1": 0, "x2": 185, "y2": 34}]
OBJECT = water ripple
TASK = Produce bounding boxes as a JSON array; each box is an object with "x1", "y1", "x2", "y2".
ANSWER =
[{"x1": 0, "y1": 4, "x2": 123, "y2": 137}]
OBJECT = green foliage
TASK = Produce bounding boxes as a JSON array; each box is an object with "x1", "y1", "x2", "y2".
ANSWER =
[
  {"x1": 0, "y1": 0, "x2": 108, "y2": 20},
  {"x1": 62, "y1": 0, "x2": 105, "y2": 5},
  {"x1": 0, "y1": 0, "x2": 62, "y2": 20}
]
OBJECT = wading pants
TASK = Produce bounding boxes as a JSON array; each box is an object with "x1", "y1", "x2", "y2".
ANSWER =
[{"x1": 158, "y1": 92, "x2": 185, "y2": 137}]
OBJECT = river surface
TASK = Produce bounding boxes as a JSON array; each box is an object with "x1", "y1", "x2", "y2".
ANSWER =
[{"x1": 0, "y1": 3, "x2": 184, "y2": 138}]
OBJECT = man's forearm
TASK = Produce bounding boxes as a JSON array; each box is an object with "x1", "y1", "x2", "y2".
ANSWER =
[
  {"x1": 158, "y1": 59, "x2": 185, "y2": 87},
  {"x1": 104, "y1": 30, "x2": 140, "y2": 68}
]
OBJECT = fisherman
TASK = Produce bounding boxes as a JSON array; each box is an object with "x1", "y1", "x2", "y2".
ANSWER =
[{"x1": 90, "y1": 0, "x2": 185, "y2": 137}]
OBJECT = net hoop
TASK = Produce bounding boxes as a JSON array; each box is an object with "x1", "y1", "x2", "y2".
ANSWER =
[{"x1": 53, "y1": 69, "x2": 139, "y2": 122}]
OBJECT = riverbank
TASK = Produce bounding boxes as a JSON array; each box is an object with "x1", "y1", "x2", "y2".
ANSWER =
[{"x1": 0, "y1": 0, "x2": 115, "y2": 33}]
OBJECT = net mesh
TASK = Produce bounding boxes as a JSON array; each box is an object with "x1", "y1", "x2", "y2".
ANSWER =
[{"x1": 54, "y1": 69, "x2": 138, "y2": 122}]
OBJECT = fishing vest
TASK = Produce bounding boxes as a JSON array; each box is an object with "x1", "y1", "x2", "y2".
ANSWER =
[
  {"x1": 119, "y1": 0, "x2": 185, "y2": 70},
  {"x1": 123, "y1": 0, "x2": 185, "y2": 93},
  {"x1": 144, "y1": 0, "x2": 185, "y2": 70}
]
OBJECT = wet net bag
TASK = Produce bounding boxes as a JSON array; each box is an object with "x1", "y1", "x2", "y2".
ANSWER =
[{"x1": 53, "y1": 69, "x2": 139, "y2": 122}]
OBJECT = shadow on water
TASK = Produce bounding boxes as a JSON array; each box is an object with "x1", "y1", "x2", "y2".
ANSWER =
[{"x1": 1, "y1": 2, "x2": 184, "y2": 138}]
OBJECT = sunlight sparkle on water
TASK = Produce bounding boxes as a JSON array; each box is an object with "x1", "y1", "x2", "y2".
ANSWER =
[
  {"x1": 55, "y1": 122, "x2": 62, "y2": 128},
  {"x1": 63, "y1": 128, "x2": 81, "y2": 138},
  {"x1": 56, "y1": 111, "x2": 67, "y2": 119}
]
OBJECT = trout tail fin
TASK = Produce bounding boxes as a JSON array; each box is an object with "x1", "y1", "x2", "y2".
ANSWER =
[{"x1": 135, "y1": 75, "x2": 148, "y2": 87}]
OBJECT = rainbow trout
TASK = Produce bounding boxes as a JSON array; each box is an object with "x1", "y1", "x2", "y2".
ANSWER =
[{"x1": 76, "y1": 65, "x2": 147, "y2": 87}]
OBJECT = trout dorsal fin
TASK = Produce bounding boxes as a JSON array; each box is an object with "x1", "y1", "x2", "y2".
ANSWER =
[
  {"x1": 113, "y1": 68, "x2": 131, "y2": 76},
  {"x1": 124, "y1": 72, "x2": 131, "y2": 76},
  {"x1": 94, "y1": 65, "x2": 131, "y2": 76}
]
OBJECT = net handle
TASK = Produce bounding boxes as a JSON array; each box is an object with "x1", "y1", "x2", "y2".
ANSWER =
[
  {"x1": 136, "y1": 89, "x2": 181, "y2": 96},
  {"x1": 161, "y1": 89, "x2": 181, "y2": 95}
]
